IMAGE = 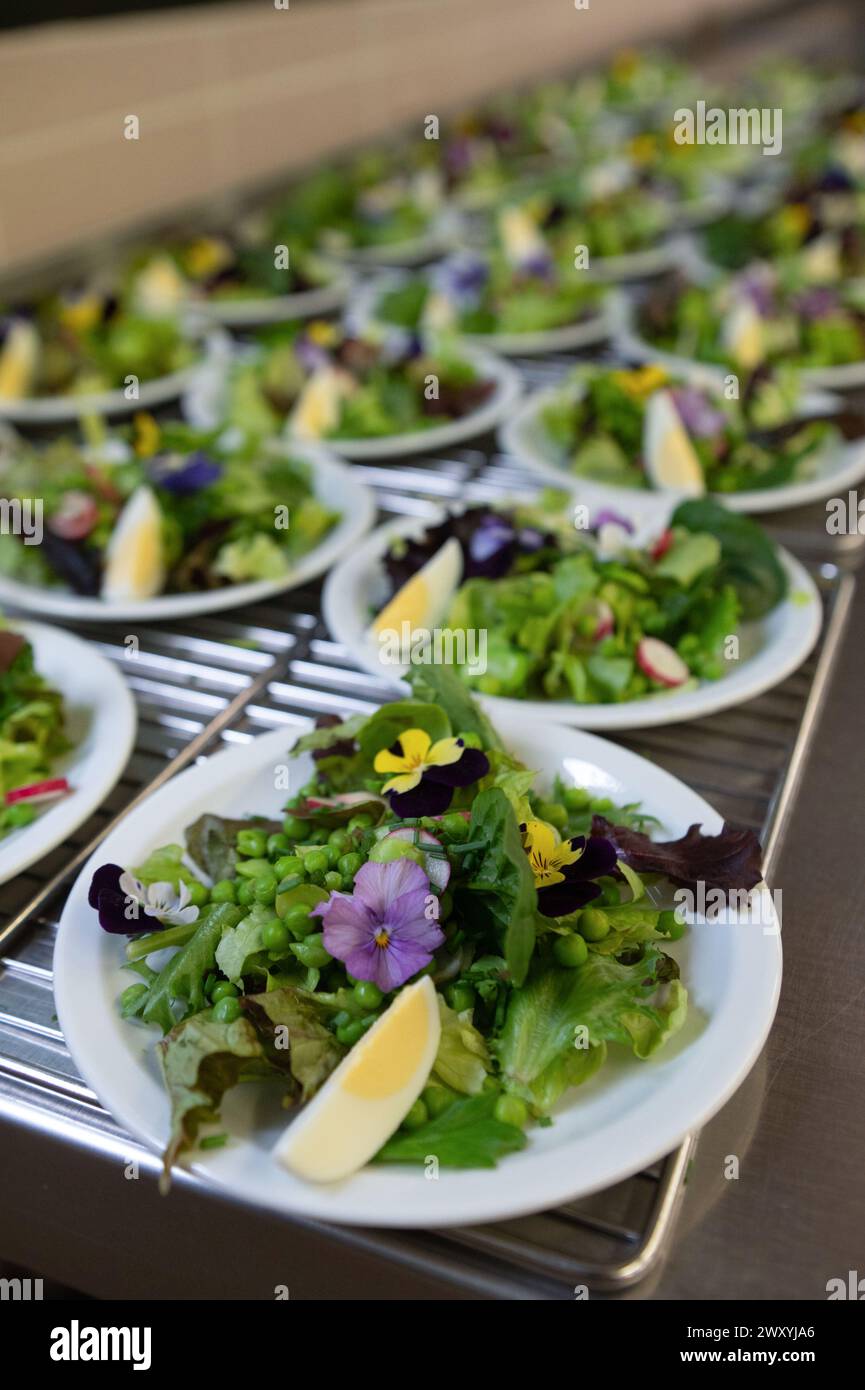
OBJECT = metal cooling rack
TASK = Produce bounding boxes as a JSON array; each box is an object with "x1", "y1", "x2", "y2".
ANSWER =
[{"x1": 0, "y1": 378, "x2": 856, "y2": 1298}]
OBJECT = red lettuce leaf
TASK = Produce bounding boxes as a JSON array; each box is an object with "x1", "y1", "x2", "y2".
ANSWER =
[{"x1": 591, "y1": 815, "x2": 763, "y2": 894}]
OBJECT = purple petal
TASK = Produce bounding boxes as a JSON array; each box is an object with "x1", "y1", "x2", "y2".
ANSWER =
[
  {"x1": 384, "y1": 887, "x2": 443, "y2": 944},
  {"x1": 150, "y1": 450, "x2": 222, "y2": 495},
  {"x1": 425, "y1": 747, "x2": 490, "y2": 788},
  {"x1": 389, "y1": 780, "x2": 454, "y2": 818},
  {"x1": 564, "y1": 834, "x2": 618, "y2": 882},
  {"x1": 537, "y1": 878, "x2": 602, "y2": 918},
  {"x1": 593, "y1": 509, "x2": 635, "y2": 534},
  {"x1": 88, "y1": 862, "x2": 158, "y2": 935},
  {"x1": 670, "y1": 386, "x2": 726, "y2": 438},
  {"x1": 373, "y1": 934, "x2": 436, "y2": 990},
  {"x1": 352, "y1": 857, "x2": 429, "y2": 917}
]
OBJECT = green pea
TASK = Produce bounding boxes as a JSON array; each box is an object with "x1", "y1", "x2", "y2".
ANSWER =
[
  {"x1": 598, "y1": 881, "x2": 621, "y2": 906},
  {"x1": 338, "y1": 851, "x2": 363, "y2": 879},
  {"x1": 336, "y1": 1018, "x2": 366, "y2": 1047},
  {"x1": 578, "y1": 907, "x2": 610, "y2": 942},
  {"x1": 440, "y1": 811, "x2": 470, "y2": 840},
  {"x1": 563, "y1": 786, "x2": 591, "y2": 811},
  {"x1": 235, "y1": 857, "x2": 271, "y2": 879},
  {"x1": 284, "y1": 903, "x2": 316, "y2": 939},
  {"x1": 120, "y1": 983, "x2": 148, "y2": 1012},
  {"x1": 252, "y1": 874, "x2": 277, "y2": 905},
  {"x1": 261, "y1": 918, "x2": 291, "y2": 950},
  {"x1": 267, "y1": 832, "x2": 291, "y2": 859},
  {"x1": 281, "y1": 815, "x2": 308, "y2": 840},
  {"x1": 236, "y1": 827, "x2": 268, "y2": 859},
  {"x1": 494, "y1": 1094, "x2": 528, "y2": 1128},
  {"x1": 402, "y1": 1099, "x2": 428, "y2": 1131},
  {"x1": 347, "y1": 813, "x2": 373, "y2": 831},
  {"x1": 274, "y1": 855, "x2": 305, "y2": 881},
  {"x1": 211, "y1": 980, "x2": 239, "y2": 1002},
  {"x1": 291, "y1": 933, "x2": 332, "y2": 968},
  {"x1": 303, "y1": 849, "x2": 330, "y2": 877},
  {"x1": 446, "y1": 982, "x2": 475, "y2": 1013},
  {"x1": 659, "y1": 907, "x2": 686, "y2": 940},
  {"x1": 324, "y1": 871, "x2": 343, "y2": 891},
  {"x1": 213, "y1": 995, "x2": 242, "y2": 1023},
  {"x1": 422, "y1": 1085, "x2": 455, "y2": 1118},
  {"x1": 353, "y1": 980, "x2": 383, "y2": 1010},
  {"x1": 305, "y1": 828, "x2": 328, "y2": 845},
  {"x1": 590, "y1": 796, "x2": 615, "y2": 813},
  {"x1": 553, "y1": 933, "x2": 589, "y2": 968},
  {"x1": 3, "y1": 804, "x2": 35, "y2": 829},
  {"x1": 236, "y1": 880, "x2": 254, "y2": 907},
  {"x1": 185, "y1": 880, "x2": 209, "y2": 907},
  {"x1": 538, "y1": 801, "x2": 568, "y2": 830},
  {"x1": 211, "y1": 879, "x2": 237, "y2": 904},
  {"x1": 327, "y1": 828, "x2": 351, "y2": 853},
  {"x1": 456, "y1": 730, "x2": 483, "y2": 749}
]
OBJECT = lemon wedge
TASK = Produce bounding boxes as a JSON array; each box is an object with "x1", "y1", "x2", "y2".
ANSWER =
[
  {"x1": 290, "y1": 366, "x2": 355, "y2": 439},
  {"x1": 369, "y1": 536, "x2": 463, "y2": 642},
  {"x1": 722, "y1": 298, "x2": 764, "y2": 371},
  {"x1": 275, "y1": 976, "x2": 441, "y2": 1183},
  {"x1": 0, "y1": 320, "x2": 39, "y2": 399},
  {"x1": 643, "y1": 389, "x2": 705, "y2": 495}
]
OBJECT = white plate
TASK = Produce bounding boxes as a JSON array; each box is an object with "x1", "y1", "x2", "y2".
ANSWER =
[
  {"x1": 614, "y1": 289, "x2": 865, "y2": 394},
  {"x1": 0, "y1": 622, "x2": 136, "y2": 885},
  {"x1": 184, "y1": 341, "x2": 524, "y2": 461},
  {"x1": 322, "y1": 508, "x2": 822, "y2": 731},
  {"x1": 0, "y1": 327, "x2": 226, "y2": 426},
  {"x1": 0, "y1": 446, "x2": 376, "y2": 623},
  {"x1": 320, "y1": 212, "x2": 461, "y2": 269},
  {"x1": 199, "y1": 266, "x2": 355, "y2": 329},
  {"x1": 54, "y1": 714, "x2": 782, "y2": 1227},
  {"x1": 500, "y1": 379, "x2": 865, "y2": 514},
  {"x1": 347, "y1": 270, "x2": 613, "y2": 358}
]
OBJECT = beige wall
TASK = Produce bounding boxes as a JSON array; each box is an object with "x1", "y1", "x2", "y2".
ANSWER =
[{"x1": 0, "y1": 0, "x2": 846, "y2": 273}]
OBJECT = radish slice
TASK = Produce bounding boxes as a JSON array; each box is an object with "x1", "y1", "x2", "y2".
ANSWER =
[
  {"x1": 5, "y1": 777, "x2": 70, "y2": 806},
  {"x1": 636, "y1": 638, "x2": 690, "y2": 688},
  {"x1": 48, "y1": 491, "x2": 99, "y2": 541},
  {"x1": 380, "y1": 828, "x2": 451, "y2": 891},
  {"x1": 650, "y1": 528, "x2": 674, "y2": 562}
]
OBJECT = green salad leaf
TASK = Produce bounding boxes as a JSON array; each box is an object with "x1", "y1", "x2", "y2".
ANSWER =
[
  {"x1": 462, "y1": 787, "x2": 538, "y2": 986},
  {"x1": 130, "y1": 903, "x2": 243, "y2": 1034},
  {"x1": 432, "y1": 996, "x2": 491, "y2": 1095},
  {"x1": 374, "y1": 1093, "x2": 527, "y2": 1169},
  {"x1": 673, "y1": 498, "x2": 788, "y2": 620}
]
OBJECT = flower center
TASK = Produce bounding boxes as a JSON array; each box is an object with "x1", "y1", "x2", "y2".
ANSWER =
[{"x1": 374, "y1": 928, "x2": 391, "y2": 950}]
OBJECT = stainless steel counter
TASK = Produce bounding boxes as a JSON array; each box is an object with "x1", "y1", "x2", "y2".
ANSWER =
[{"x1": 0, "y1": 354, "x2": 862, "y2": 1299}]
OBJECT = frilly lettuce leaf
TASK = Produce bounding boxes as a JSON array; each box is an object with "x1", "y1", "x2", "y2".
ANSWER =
[{"x1": 432, "y1": 996, "x2": 490, "y2": 1095}]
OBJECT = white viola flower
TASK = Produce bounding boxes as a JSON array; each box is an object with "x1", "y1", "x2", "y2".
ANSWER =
[{"x1": 118, "y1": 872, "x2": 200, "y2": 926}]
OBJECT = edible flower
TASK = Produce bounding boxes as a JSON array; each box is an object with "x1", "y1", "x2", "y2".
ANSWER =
[
  {"x1": 432, "y1": 253, "x2": 489, "y2": 308},
  {"x1": 149, "y1": 450, "x2": 222, "y2": 495},
  {"x1": 133, "y1": 412, "x2": 162, "y2": 458},
  {"x1": 312, "y1": 858, "x2": 444, "y2": 990},
  {"x1": 521, "y1": 819, "x2": 617, "y2": 917},
  {"x1": 374, "y1": 728, "x2": 489, "y2": 817},
  {"x1": 611, "y1": 364, "x2": 669, "y2": 399},
  {"x1": 669, "y1": 386, "x2": 726, "y2": 438},
  {"x1": 88, "y1": 863, "x2": 159, "y2": 935},
  {"x1": 118, "y1": 871, "x2": 200, "y2": 926}
]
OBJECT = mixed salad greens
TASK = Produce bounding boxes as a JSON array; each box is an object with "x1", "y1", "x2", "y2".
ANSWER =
[
  {"x1": 377, "y1": 496, "x2": 788, "y2": 702},
  {"x1": 638, "y1": 263, "x2": 865, "y2": 372},
  {"x1": 127, "y1": 227, "x2": 342, "y2": 307},
  {"x1": 0, "y1": 626, "x2": 71, "y2": 838},
  {"x1": 537, "y1": 362, "x2": 854, "y2": 494},
  {"x1": 217, "y1": 321, "x2": 497, "y2": 442},
  {"x1": 0, "y1": 416, "x2": 338, "y2": 600},
  {"x1": 90, "y1": 668, "x2": 764, "y2": 1179},
  {"x1": 0, "y1": 274, "x2": 198, "y2": 403}
]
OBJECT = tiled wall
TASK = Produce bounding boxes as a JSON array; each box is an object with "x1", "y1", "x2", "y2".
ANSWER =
[{"x1": 0, "y1": 0, "x2": 814, "y2": 271}]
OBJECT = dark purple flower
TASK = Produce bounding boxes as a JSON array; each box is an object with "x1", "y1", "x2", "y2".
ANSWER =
[
  {"x1": 518, "y1": 250, "x2": 555, "y2": 281},
  {"x1": 670, "y1": 386, "x2": 726, "y2": 438},
  {"x1": 374, "y1": 728, "x2": 490, "y2": 817},
  {"x1": 468, "y1": 513, "x2": 517, "y2": 575},
  {"x1": 294, "y1": 332, "x2": 331, "y2": 372},
  {"x1": 736, "y1": 265, "x2": 776, "y2": 317},
  {"x1": 593, "y1": 509, "x2": 635, "y2": 534},
  {"x1": 312, "y1": 858, "x2": 444, "y2": 990},
  {"x1": 432, "y1": 253, "x2": 489, "y2": 308},
  {"x1": 793, "y1": 286, "x2": 840, "y2": 321},
  {"x1": 88, "y1": 863, "x2": 158, "y2": 935},
  {"x1": 521, "y1": 822, "x2": 618, "y2": 918},
  {"x1": 150, "y1": 451, "x2": 222, "y2": 495}
]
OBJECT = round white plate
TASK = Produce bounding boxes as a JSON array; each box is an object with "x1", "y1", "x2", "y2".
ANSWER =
[
  {"x1": 199, "y1": 266, "x2": 355, "y2": 329},
  {"x1": 0, "y1": 446, "x2": 376, "y2": 623},
  {"x1": 184, "y1": 340, "x2": 524, "y2": 461},
  {"x1": 347, "y1": 270, "x2": 613, "y2": 358},
  {"x1": 322, "y1": 508, "x2": 822, "y2": 731},
  {"x1": 319, "y1": 212, "x2": 461, "y2": 269},
  {"x1": 0, "y1": 327, "x2": 226, "y2": 426},
  {"x1": 54, "y1": 713, "x2": 782, "y2": 1227},
  {"x1": 613, "y1": 290, "x2": 865, "y2": 394},
  {"x1": 0, "y1": 621, "x2": 136, "y2": 885},
  {"x1": 500, "y1": 379, "x2": 865, "y2": 514}
]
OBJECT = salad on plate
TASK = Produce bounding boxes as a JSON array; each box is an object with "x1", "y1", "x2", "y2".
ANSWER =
[
  {"x1": 0, "y1": 623, "x2": 72, "y2": 839},
  {"x1": 0, "y1": 416, "x2": 340, "y2": 603},
  {"x1": 361, "y1": 496, "x2": 792, "y2": 706},
  {"x1": 515, "y1": 361, "x2": 860, "y2": 496},
  {"x1": 88, "y1": 667, "x2": 766, "y2": 1185},
  {"x1": 190, "y1": 321, "x2": 506, "y2": 448}
]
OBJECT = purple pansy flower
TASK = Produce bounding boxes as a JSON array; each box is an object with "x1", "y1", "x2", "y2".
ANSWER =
[
  {"x1": 373, "y1": 728, "x2": 490, "y2": 817},
  {"x1": 592, "y1": 508, "x2": 635, "y2": 534},
  {"x1": 294, "y1": 332, "x2": 331, "y2": 372},
  {"x1": 88, "y1": 863, "x2": 158, "y2": 935},
  {"x1": 792, "y1": 286, "x2": 839, "y2": 321},
  {"x1": 150, "y1": 450, "x2": 222, "y2": 495},
  {"x1": 670, "y1": 386, "x2": 726, "y2": 438},
  {"x1": 432, "y1": 253, "x2": 489, "y2": 309},
  {"x1": 521, "y1": 823, "x2": 618, "y2": 918},
  {"x1": 312, "y1": 858, "x2": 445, "y2": 990}
]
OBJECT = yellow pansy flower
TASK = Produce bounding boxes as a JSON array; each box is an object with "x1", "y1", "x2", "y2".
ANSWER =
[
  {"x1": 610, "y1": 364, "x2": 670, "y2": 399},
  {"x1": 133, "y1": 412, "x2": 161, "y2": 458},
  {"x1": 521, "y1": 819, "x2": 582, "y2": 889},
  {"x1": 374, "y1": 728, "x2": 464, "y2": 796}
]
